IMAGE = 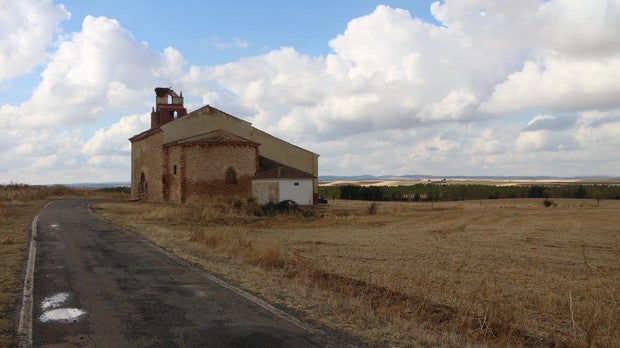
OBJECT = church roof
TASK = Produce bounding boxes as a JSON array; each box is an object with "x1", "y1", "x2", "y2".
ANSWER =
[
  {"x1": 129, "y1": 127, "x2": 161, "y2": 142},
  {"x1": 253, "y1": 166, "x2": 315, "y2": 179},
  {"x1": 166, "y1": 129, "x2": 259, "y2": 146}
]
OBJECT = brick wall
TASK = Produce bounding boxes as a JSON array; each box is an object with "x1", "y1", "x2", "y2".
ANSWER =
[{"x1": 175, "y1": 143, "x2": 257, "y2": 204}]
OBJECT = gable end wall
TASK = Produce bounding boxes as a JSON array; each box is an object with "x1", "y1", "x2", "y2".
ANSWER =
[{"x1": 131, "y1": 131, "x2": 164, "y2": 201}]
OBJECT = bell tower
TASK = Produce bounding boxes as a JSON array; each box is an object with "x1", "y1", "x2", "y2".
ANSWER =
[{"x1": 151, "y1": 87, "x2": 188, "y2": 129}]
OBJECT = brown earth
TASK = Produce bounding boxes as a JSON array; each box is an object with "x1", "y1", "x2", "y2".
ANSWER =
[{"x1": 92, "y1": 198, "x2": 620, "y2": 346}]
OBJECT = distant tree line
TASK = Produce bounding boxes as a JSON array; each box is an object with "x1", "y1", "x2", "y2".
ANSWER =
[{"x1": 318, "y1": 184, "x2": 620, "y2": 202}]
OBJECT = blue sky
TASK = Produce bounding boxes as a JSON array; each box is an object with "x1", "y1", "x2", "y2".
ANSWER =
[
  {"x1": 1, "y1": 0, "x2": 619, "y2": 184},
  {"x1": 62, "y1": 1, "x2": 438, "y2": 63}
]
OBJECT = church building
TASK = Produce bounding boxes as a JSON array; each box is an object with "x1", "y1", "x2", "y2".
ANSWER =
[{"x1": 129, "y1": 88, "x2": 318, "y2": 205}]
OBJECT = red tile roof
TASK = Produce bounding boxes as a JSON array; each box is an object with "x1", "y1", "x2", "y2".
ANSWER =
[{"x1": 253, "y1": 166, "x2": 315, "y2": 179}]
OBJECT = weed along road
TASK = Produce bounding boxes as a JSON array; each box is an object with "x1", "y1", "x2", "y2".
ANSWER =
[{"x1": 24, "y1": 199, "x2": 348, "y2": 347}]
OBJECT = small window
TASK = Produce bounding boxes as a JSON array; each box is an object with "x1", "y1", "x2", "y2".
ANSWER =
[
  {"x1": 225, "y1": 167, "x2": 236, "y2": 184},
  {"x1": 173, "y1": 165, "x2": 177, "y2": 175},
  {"x1": 293, "y1": 182, "x2": 299, "y2": 186}
]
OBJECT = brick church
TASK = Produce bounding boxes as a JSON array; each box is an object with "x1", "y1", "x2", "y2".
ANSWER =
[{"x1": 130, "y1": 88, "x2": 318, "y2": 205}]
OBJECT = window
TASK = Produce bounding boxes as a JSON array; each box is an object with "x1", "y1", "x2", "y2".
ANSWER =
[
  {"x1": 293, "y1": 182, "x2": 299, "y2": 186},
  {"x1": 173, "y1": 165, "x2": 177, "y2": 175},
  {"x1": 225, "y1": 167, "x2": 236, "y2": 184}
]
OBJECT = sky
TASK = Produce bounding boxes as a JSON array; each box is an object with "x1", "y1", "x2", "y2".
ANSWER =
[{"x1": 1, "y1": 0, "x2": 619, "y2": 184}]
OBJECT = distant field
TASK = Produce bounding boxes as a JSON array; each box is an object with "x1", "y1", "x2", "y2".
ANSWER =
[
  {"x1": 320, "y1": 177, "x2": 620, "y2": 187},
  {"x1": 94, "y1": 197, "x2": 620, "y2": 346},
  {"x1": 319, "y1": 178, "x2": 620, "y2": 202}
]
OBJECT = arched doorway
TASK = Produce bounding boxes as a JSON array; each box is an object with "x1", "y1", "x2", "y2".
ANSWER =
[{"x1": 139, "y1": 172, "x2": 148, "y2": 200}]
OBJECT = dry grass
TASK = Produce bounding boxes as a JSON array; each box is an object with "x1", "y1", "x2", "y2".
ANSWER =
[
  {"x1": 93, "y1": 198, "x2": 620, "y2": 347},
  {"x1": 0, "y1": 184, "x2": 129, "y2": 346},
  {"x1": 0, "y1": 202, "x2": 41, "y2": 346}
]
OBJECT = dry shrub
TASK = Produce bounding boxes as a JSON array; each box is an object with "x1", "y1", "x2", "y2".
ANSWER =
[
  {"x1": 189, "y1": 229, "x2": 284, "y2": 269},
  {"x1": 244, "y1": 199, "x2": 262, "y2": 216},
  {"x1": 132, "y1": 198, "x2": 258, "y2": 226},
  {"x1": 0, "y1": 183, "x2": 128, "y2": 203},
  {"x1": 0, "y1": 237, "x2": 15, "y2": 245},
  {"x1": 367, "y1": 202, "x2": 378, "y2": 215},
  {"x1": 568, "y1": 288, "x2": 620, "y2": 347},
  {"x1": 242, "y1": 242, "x2": 284, "y2": 268},
  {"x1": 0, "y1": 204, "x2": 5, "y2": 226},
  {"x1": 458, "y1": 278, "x2": 524, "y2": 343},
  {"x1": 191, "y1": 197, "x2": 256, "y2": 223},
  {"x1": 542, "y1": 198, "x2": 557, "y2": 207},
  {"x1": 200, "y1": 205, "x2": 237, "y2": 223},
  {"x1": 139, "y1": 204, "x2": 201, "y2": 222}
]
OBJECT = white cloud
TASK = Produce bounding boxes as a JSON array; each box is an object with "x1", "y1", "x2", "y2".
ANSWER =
[
  {"x1": 0, "y1": 15, "x2": 186, "y2": 129},
  {"x1": 173, "y1": 2, "x2": 619, "y2": 177},
  {"x1": 481, "y1": 56, "x2": 620, "y2": 115},
  {"x1": 83, "y1": 113, "x2": 150, "y2": 156},
  {"x1": 0, "y1": 0, "x2": 70, "y2": 81},
  {"x1": 184, "y1": 2, "x2": 620, "y2": 145},
  {"x1": 0, "y1": 13, "x2": 185, "y2": 183},
  {"x1": 2, "y1": 1, "x2": 620, "y2": 183}
]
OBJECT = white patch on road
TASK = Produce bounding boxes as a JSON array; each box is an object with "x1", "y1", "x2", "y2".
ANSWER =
[
  {"x1": 41, "y1": 292, "x2": 70, "y2": 311},
  {"x1": 39, "y1": 308, "x2": 86, "y2": 323},
  {"x1": 39, "y1": 292, "x2": 87, "y2": 323}
]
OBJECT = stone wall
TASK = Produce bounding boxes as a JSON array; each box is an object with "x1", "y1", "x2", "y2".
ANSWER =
[
  {"x1": 131, "y1": 131, "x2": 164, "y2": 201},
  {"x1": 163, "y1": 145, "x2": 182, "y2": 204}
]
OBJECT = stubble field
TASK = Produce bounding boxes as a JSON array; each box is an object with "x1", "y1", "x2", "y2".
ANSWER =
[{"x1": 93, "y1": 197, "x2": 620, "y2": 347}]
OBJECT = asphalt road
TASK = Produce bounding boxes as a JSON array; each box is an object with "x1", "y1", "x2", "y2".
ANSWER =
[{"x1": 28, "y1": 199, "x2": 353, "y2": 347}]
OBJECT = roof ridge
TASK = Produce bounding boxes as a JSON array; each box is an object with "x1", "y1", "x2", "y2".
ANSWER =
[{"x1": 253, "y1": 165, "x2": 315, "y2": 179}]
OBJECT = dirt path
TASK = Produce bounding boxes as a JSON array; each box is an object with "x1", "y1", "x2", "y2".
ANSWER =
[{"x1": 26, "y1": 199, "x2": 349, "y2": 347}]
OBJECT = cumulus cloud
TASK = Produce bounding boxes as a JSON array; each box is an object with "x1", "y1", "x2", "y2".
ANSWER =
[
  {"x1": 481, "y1": 56, "x2": 620, "y2": 115},
  {"x1": 0, "y1": 12, "x2": 186, "y2": 183},
  {"x1": 0, "y1": 0, "x2": 70, "y2": 81},
  {"x1": 174, "y1": 2, "x2": 620, "y2": 177},
  {"x1": 2, "y1": 1, "x2": 620, "y2": 183},
  {"x1": 83, "y1": 113, "x2": 150, "y2": 156},
  {"x1": 0, "y1": 127, "x2": 86, "y2": 183},
  {"x1": 0, "y1": 15, "x2": 186, "y2": 129},
  {"x1": 183, "y1": 2, "x2": 620, "y2": 146}
]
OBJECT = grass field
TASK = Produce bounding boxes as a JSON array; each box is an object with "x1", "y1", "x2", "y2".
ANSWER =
[
  {"x1": 93, "y1": 197, "x2": 620, "y2": 346},
  {"x1": 0, "y1": 184, "x2": 128, "y2": 346}
]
